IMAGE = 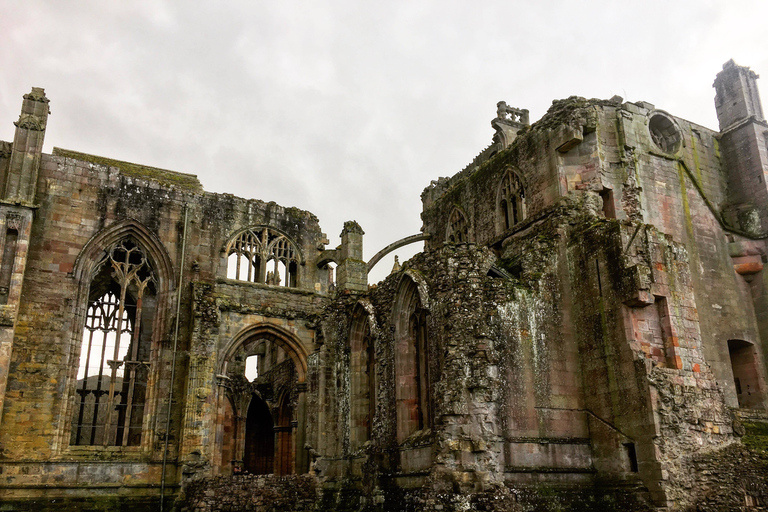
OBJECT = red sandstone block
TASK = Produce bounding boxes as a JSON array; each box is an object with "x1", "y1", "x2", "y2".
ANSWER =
[{"x1": 692, "y1": 364, "x2": 701, "y2": 372}]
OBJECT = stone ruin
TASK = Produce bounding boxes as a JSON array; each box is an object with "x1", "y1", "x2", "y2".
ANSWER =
[{"x1": 0, "y1": 60, "x2": 767, "y2": 511}]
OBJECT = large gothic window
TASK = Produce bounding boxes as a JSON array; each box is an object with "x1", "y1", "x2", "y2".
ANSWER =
[
  {"x1": 227, "y1": 227, "x2": 300, "y2": 287},
  {"x1": 71, "y1": 239, "x2": 156, "y2": 446},
  {"x1": 498, "y1": 170, "x2": 525, "y2": 231}
]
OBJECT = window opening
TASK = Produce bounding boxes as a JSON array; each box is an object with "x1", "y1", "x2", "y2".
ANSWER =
[
  {"x1": 599, "y1": 188, "x2": 616, "y2": 219},
  {"x1": 649, "y1": 113, "x2": 682, "y2": 154},
  {"x1": 349, "y1": 308, "x2": 375, "y2": 449},
  {"x1": 227, "y1": 227, "x2": 299, "y2": 287},
  {"x1": 394, "y1": 278, "x2": 431, "y2": 443},
  {"x1": 71, "y1": 239, "x2": 155, "y2": 446},
  {"x1": 447, "y1": 208, "x2": 468, "y2": 243},
  {"x1": 624, "y1": 442, "x2": 639, "y2": 472},
  {"x1": 499, "y1": 171, "x2": 525, "y2": 231},
  {"x1": 244, "y1": 355, "x2": 259, "y2": 381}
]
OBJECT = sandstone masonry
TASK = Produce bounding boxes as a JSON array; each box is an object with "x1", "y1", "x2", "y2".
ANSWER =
[{"x1": 0, "y1": 61, "x2": 767, "y2": 512}]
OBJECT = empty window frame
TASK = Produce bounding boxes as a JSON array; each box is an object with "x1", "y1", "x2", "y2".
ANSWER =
[
  {"x1": 227, "y1": 227, "x2": 300, "y2": 287},
  {"x1": 498, "y1": 170, "x2": 525, "y2": 231},
  {"x1": 394, "y1": 277, "x2": 431, "y2": 443},
  {"x1": 349, "y1": 307, "x2": 376, "y2": 449},
  {"x1": 447, "y1": 208, "x2": 469, "y2": 243}
]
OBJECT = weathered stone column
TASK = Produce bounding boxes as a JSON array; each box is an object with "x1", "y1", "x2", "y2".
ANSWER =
[
  {"x1": 295, "y1": 382, "x2": 308, "y2": 473},
  {"x1": 2, "y1": 88, "x2": 49, "y2": 204},
  {"x1": 0, "y1": 89, "x2": 48, "y2": 426}
]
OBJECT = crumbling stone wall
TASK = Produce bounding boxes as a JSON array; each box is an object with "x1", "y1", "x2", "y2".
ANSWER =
[{"x1": 177, "y1": 474, "x2": 320, "y2": 512}]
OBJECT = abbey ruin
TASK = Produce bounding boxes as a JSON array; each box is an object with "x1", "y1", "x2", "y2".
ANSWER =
[{"x1": 0, "y1": 60, "x2": 766, "y2": 511}]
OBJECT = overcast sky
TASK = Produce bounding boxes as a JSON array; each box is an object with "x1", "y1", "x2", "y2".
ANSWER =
[{"x1": 2, "y1": 1, "x2": 767, "y2": 283}]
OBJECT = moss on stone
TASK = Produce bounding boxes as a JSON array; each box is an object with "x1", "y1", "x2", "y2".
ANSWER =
[
  {"x1": 52, "y1": 147, "x2": 203, "y2": 191},
  {"x1": 742, "y1": 421, "x2": 768, "y2": 452}
]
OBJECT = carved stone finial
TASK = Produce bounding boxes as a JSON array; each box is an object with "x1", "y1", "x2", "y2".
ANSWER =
[{"x1": 391, "y1": 255, "x2": 401, "y2": 274}]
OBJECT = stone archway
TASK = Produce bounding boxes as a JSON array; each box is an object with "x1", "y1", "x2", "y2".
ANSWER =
[{"x1": 216, "y1": 324, "x2": 310, "y2": 475}]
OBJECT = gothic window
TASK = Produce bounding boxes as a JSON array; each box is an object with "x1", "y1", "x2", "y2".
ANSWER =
[
  {"x1": 394, "y1": 276, "x2": 431, "y2": 443},
  {"x1": 447, "y1": 208, "x2": 469, "y2": 243},
  {"x1": 71, "y1": 239, "x2": 156, "y2": 446},
  {"x1": 227, "y1": 227, "x2": 300, "y2": 287},
  {"x1": 498, "y1": 170, "x2": 525, "y2": 231},
  {"x1": 349, "y1": 306, "x2": 376, "y2": 449}
]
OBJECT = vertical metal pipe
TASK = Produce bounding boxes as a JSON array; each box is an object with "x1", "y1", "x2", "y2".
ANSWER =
[{"x1": 160, "y1": 204, "x2": 188, "y2": 511}]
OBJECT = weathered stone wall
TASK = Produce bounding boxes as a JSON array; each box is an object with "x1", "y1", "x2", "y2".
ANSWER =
[
  {"x1": 0, "y1": 142, "x2": 334, "y2": 505},
  {"x1": 177, "y1": 474, "x2": 320, "y2": 512}
]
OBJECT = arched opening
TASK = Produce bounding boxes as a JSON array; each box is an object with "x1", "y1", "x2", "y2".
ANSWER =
[
  {"x1": 71, "y1": 238, "x2": 156, "y2": 447},
  {"x1": 218, "y1": 324, "x2": 310, "y2": 475},
  {"x1": 244, "y1": 395, "x2": 274, "y2": 474},
  {"x1": 447, "y1": 208, "x2": 469, "y2": 243},
  {"x1": 728, "y1": 339, "x2": 765, "y2": 409},
  {"x1": 349, "y1": 305, "x2": 376, "y2": 450},
  {"x1": 393, "y1": 275, "x2": 431, "y2": 444},
  {"x1": 497, "y1": 170, "x2": 525, "y2": 233},
  {"x1": 226, "y1": 227, "x2": 301, "y2": 288}
]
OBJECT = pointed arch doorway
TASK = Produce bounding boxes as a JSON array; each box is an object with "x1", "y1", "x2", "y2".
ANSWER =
[{"x1": 216, "y1": 324, "x2": 310, "y2": 476}]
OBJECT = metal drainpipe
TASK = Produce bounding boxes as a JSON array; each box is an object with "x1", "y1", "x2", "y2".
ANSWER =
[{"x1": 160, "y1": 204, "x2": 188, "y2": 511}]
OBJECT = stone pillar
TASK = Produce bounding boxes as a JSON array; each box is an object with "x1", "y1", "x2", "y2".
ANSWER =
[
  {"x1": 336, "y1": 221, "x2": 367, "y2": 293},
  {"x1": 2, "y1": 88, "x2": 49, "y2": 204},
  {"x1": 295, "y1": 382, "x2": 308, "y2": 473},
  {"x1": 714, "y1": 59, "x2": 764, "y2": 131},
  {"x1": 715, "y1": 61, "x2": 768, "y2": 236},
  {"x1": 0, "y1": 89, "x2": 47, "y2": 426}
]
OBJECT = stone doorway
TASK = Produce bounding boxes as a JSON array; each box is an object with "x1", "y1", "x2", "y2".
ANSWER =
[{"x1": 244, "y1": 394, "x2": 274, "y2": 474}]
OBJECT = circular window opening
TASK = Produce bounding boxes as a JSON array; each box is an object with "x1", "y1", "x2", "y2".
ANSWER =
[{"x1": 649, "y1": 114, "x2": 681, "y2": 154}]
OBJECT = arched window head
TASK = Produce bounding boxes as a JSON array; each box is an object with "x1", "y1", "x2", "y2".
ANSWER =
[
  {"x1": 71, "y1": 238, "x2": 157, "y2": 447},
  {"x1": 498, "y1": 170, "x2": 525, "y2": 231},
  {"x1": 349, "y1": 305, "x2": 376, "y2": 450},
  {"x1": 447, "y1": 208, "x2": 469, "y2": 243},
  {"x1": 226, "y1": 227, "x2": 301, "y2": 288},
  {"x1": 393, "y1": 276, "x2": 431, "y2": 444}
]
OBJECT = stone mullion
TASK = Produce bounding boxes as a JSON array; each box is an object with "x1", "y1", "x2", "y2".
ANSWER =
[
  {"x1": 104, "y1": 251, "x2": 134, "y2": 446},
  {"x1": 234, "y1": 238, "x2": 242, "y2": 280},
  {"x1": 258, "y1": 233, "x2": 268, "y2": 283},
  {"x1": 121, "y1": 278, "x2": 148, "y2": 446},
  {"x1": 74, "y1": 324, "x2": 96, "y2": 444},
  {"x1": 90, "y1": 324, "x2": 111, "y2": 445}
]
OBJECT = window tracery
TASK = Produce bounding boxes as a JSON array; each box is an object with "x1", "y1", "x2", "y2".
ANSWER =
[
  {"x1": 227, "y1": 227, "x2": 300, "y2": 287},
  {"x1": 498, "y1": 170, "x2": 525, "y2": 231},
  {"x1": 71, "y1": 239, "x2": 156, "y2": 446},
  {"x1": 447, "y1": 208, "x2": 469, "y2": 243}
]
